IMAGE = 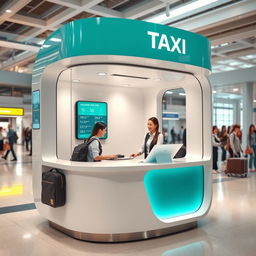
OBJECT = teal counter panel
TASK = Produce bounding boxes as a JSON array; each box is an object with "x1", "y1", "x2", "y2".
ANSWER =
[{"x1": 144, "y1": 165, "x2": 204, "y2": 219}]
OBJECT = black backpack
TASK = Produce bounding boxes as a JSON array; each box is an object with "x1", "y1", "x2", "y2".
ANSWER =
[
  {"x1": 41, "y1": 169, "x2": 66, "y2": 208},
  {"x1": 70, "y1": 138, "x2": 102, "y2": 162}
]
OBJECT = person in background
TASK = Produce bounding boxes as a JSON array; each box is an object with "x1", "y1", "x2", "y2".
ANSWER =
[
  {"x1": 0, "y1": 127, "x2": 4, "y2": 157},
  {"x1": 212, "y1": 126, "x2": 221, "y2": 172},
  {"x1": 219, "y1": 125, "x2": 228, "y2": 162},
  {"x1": 170, "y1": 127, "x2": 176, "y2": 144},
  {"x1": 237, "y1": 129, "x2": 242, "y2": 144},
  {"x1": 24, "y1": 127, "x2": 31, "y2": 151},
  {"x1": 22, "y1": 127, "x2": 25, "y2": 146},
  {"x1": 162, "y1": 128, "x2": 168, "y2": 143},
  {"x1": 2, "y1": 124, "x2": 17, "y2": 161},
  {"x1": 28, "y1": 128, "x2": 32, "y2": 156},
  {"x1": 177, "y1": 126, "x2": 184, "y2": 143},
  {"x1": 227, "y1": 126, "x2": 232, "y2": 135},
  {"x1": 225, "y1": 125, "x2": 232, "y2": 157},
  {"x1": 229, "y1": 124, "x2": 243, "y2": 158},
  {"x1": 247, "y1": 124, "x2": 256, "y2": 170},
  {"x1": 130, "y1": 117, "x2": 163, "y2": 159},
  {"x1": 86, "y1": 122, "x2": 118, "y2": 162}
]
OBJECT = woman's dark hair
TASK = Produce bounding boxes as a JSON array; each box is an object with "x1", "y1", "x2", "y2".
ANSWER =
[
  {"x1": 227, "y1": 126, "x2": 231, "y2": 134},
  {"x1": 148, "y1": 117, "x2": 159, "y2": 145},
  {"x1": 88, "y1": 122, "x2": 106, "y2": 140},
  {"x1": 212, "y1": 125, "x2": 218, "y2": 133},
  {"x1": 231, "y1": 124, "x2": 240, "y2": 133},
  {"x1": 221, "y1": 125, "x2": 226, "y2": 133},
  {"x1": 249, "y1": 124, "x2": 255, "y2": 134}
]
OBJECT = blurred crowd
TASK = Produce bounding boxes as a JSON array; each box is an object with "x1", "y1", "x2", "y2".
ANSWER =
[
  {"x1": 0, "y1": 125, "x2": 32, "y2": 162},
  {"x1": 212, "y1": 124, "x2": 256, "y2": 173}
]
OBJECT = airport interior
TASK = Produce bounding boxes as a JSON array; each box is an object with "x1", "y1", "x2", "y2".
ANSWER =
[{"x1": 0, "y1": 0, "x2": 256, "y2": 255}]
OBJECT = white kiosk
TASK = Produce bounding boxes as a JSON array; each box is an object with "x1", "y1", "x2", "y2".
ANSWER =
[{"x1": 32, "y1": 18, "x2": 212, "y2": 242}]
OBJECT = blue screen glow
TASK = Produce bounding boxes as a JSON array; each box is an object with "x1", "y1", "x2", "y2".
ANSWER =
[{"x1": 76, "y1": 101, "x2": 107, "y2": 139}]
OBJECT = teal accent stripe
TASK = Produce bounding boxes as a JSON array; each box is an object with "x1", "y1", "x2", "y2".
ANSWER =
[
  {"x1": 0, "y1": 203, "x2": 36, "y2": 215},
  {"x1": 33, "y1": 18, "x2": 211, "y2": 85},
  {"x1": 144, "y1": 166, "x2": 204, "y2": 219}
]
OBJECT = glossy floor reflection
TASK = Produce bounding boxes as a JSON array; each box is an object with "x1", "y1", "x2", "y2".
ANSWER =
[
  {"x1": 0, "y1": 148, "x2": 256, "y2": 255},
  {"x1": 0, "y1": 145, "x2": 33, "y2": 207}
]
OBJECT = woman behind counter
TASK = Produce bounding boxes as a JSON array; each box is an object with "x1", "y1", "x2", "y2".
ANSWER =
[
  {"x1": 87, "y1": 122, "x2": 118, "y2": 162},
  {"x1": 130, "y1": 117, "x2": 163, "y2": 159}
]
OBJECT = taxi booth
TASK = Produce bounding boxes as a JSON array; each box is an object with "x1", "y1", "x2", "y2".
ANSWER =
[{"x1": 32, "y1": 18, "x2": 212, "y2": 242}]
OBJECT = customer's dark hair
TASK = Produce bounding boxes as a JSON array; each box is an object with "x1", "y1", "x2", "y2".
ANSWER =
[
  {"x1": 88, "y1": 122, "x2": 106, "y2": 140},
  {"x1": 148, "y1": 117, "x2": 159, "y2": 145}
]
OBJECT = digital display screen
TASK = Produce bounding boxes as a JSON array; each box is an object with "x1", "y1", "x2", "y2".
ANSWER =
[
  {"x1": 76, "y1": 101, "x2": 107, "y2": 139},
  {"x1": 32, "y1": 90, "x2": 40, "y2": 129}
]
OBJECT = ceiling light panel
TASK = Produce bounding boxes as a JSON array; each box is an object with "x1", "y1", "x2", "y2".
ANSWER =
[
  {"x1": 228, "y1": 61, "x2": 245, "y2": 66},
  {"x1": 216, "y1": 59, "x2": 236, "y2": 65},
  {"x1": 240, "y1": 64, "x2": 255, "y2": 69},
  {"x1": 219, "y1": 67, "x2": 236, "y2": 71},
  {"x1": 146, "y1": 0, "x2": 220, "y2": 24}
]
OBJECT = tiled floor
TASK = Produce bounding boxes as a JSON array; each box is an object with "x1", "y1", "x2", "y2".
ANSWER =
[
  {"x1": 1, "y1": 146, "x2": 256, "y2": 255},
  {"x1": 0, "y1": 145, "x2": 33, "y2": 207}
]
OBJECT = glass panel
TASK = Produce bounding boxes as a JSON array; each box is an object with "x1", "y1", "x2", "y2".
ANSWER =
[{"x1": 162, "y1": 88, "x2": 186, "y2": 157}]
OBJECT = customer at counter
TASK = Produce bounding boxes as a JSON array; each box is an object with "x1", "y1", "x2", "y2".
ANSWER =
[
  {"x1": 130, "y1": 117, "x2": 163, "y2": 159},
  {"x1": 87, "y1": 122, "x2": 118, "y2": 162}
]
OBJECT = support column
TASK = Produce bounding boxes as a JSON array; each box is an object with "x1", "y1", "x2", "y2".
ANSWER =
[{"x1": 242, "y1": 82, "x2": 253, "y2": 149}]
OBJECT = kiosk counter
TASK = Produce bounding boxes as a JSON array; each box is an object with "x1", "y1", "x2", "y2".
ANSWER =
[{"x1": 32, "y1": 17, "x2": 212, "y2": 242}]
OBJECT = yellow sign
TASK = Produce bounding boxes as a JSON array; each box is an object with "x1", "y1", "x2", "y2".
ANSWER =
[
  {"x1": 0, "y1": 184, "x2": 23, "y2": 196},
  {"x1": 0, "y1": 107, "x2": 24, "y2": 116}
]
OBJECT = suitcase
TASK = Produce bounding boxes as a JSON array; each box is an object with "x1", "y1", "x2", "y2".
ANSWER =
[
  {"x1": 41, "y1": 169, "x2": 66, "y2": 207},
  {"x1": 225, "y1": 158, "x2": 248, "y2": 177}
]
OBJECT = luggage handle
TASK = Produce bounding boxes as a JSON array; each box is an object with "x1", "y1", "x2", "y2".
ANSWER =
[{"x1": 47, "y1": 169, "x2": 65, "y2": 188}]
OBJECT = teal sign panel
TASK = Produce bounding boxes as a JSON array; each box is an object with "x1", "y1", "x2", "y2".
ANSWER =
[
  {"x1": 144, "y1": 166, "x2": 204, "y2": 219},
  {"x1": 32, "y1": 90, "x2": 40, "y2": 129},
  {"x1": 33, "y1": 18, "x2": 211, "y2": 83},
  {"x1": 76, "y1": 101, "x2": 107, "y2": 139}
]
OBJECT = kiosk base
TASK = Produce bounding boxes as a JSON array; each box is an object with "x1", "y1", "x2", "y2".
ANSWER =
[{"x1": 49, "y1": 221, "x2": 197, "y2": 242}]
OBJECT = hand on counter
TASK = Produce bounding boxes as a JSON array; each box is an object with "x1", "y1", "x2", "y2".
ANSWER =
[
  {"x1": 95, "y1": 154, "x2": 118, "y2": 161},
  {"x1": 130, "y1": 152, "x2": 141, "y2": 158}
]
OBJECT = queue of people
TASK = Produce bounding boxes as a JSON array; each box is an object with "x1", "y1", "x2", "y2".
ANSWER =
[
  {"x1": 0, "y1": 125, "x2": 32, "y2": 162},
  {"x1": 212, "y1": 124, "x2": 256, "y2": 173},
  {"x1": 0, "y1": 124, "x2": 18, "y2": 161}
]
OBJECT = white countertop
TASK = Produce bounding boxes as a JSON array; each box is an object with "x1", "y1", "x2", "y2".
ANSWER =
[{"x1": 42, "y1": 156, "x2": 210, "y2": 175}]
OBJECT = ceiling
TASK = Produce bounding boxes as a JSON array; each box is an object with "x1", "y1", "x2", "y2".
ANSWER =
[
  {"x1": 213, "y1": 83, "x2": 244, "y2": 100},
  {"x1": 0, "y1": 0, "x2": 255, "y2": 75}
]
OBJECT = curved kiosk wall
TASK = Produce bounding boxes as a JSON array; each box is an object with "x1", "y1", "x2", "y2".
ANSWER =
[{"x1": 32, "y1": 18, "x2": 212, "y2": 242}]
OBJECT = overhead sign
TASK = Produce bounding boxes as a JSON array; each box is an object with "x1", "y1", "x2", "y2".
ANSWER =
[
  {"x1": 163, "y1": 112, "x2": 180, "y2": 120},
  {"x1": 0, "y1": 107, "x2": 24, "y2": 116}
]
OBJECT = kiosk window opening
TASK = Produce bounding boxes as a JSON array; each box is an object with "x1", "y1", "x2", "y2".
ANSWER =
[{"x1": 162, "y1": 88, "x2": 186, "y2": 158}]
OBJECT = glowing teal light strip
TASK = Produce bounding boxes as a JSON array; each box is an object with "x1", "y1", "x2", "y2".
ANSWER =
[{"x1": 144, "y1": 165, "x2": 204, "y2": 219}]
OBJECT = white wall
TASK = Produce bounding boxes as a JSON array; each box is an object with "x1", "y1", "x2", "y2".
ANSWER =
[{"x1": 57, "y1": 70, "x2": 146, "y2": 159}]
